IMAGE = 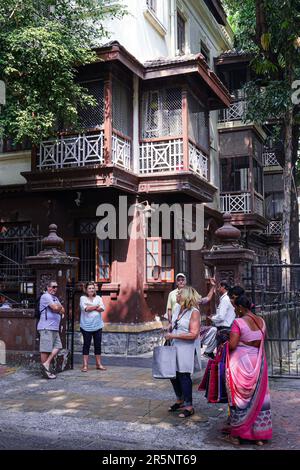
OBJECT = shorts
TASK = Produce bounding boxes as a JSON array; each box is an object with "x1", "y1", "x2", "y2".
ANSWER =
[{"x1": 39, "y1": 329, "x2": 62, "y2": 352}]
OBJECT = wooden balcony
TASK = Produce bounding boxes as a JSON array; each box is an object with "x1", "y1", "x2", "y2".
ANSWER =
[
  {"x1": 265, "y1": 220, "x2": 283, "y2": 236},
  {"x1": 220, "y1": 192, "x2": 268, "y2": 229},
  {"x1": 22, "y1": 130, "x2": 139, "y2": 193},
  {"x1": 138, "y1": 137, "x2": 216, "y2": 202},
  {"x1": 263, "y1": 147, "x2": 281, "y2": 168},
  {"x1": 218, "y1": 98, "x2": 247, "y2": 124},
  {"x1": 24, "y1": 133, "x2": 216, "y2": 202}
]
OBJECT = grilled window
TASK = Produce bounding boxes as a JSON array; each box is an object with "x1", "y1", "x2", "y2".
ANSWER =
[
  {"x1": 142, "y1": 88, "x2": 182, "y2": 138},
  {"x1": 188, "y1": 93, "x2": 209, "y2": 151},
  {"x1": 221, "y1": 157, "x2": 249, "y2": 192},
  {"x1": 78, "y1": 81, "x2": 104, "y2": 129},
  {"x1": 112, "y1": 78, "x2": 132, "y2": 137}
]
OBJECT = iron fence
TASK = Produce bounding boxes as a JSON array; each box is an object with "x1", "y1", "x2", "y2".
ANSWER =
[{"x1": 247, "y1": 264, "x2": 300, "y2": 378}]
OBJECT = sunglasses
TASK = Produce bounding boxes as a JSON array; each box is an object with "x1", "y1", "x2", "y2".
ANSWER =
[{"x1": 51, "y1": 285, "x2": 58, "y2": 288}]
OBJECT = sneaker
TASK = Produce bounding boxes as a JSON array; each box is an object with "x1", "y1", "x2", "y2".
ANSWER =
[{"x1": 204, "y1": 352, "x2": 215, "y2": 360}]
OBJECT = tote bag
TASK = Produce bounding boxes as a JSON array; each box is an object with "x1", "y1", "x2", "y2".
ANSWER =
[{"x1": 152, "y1": 343, "x2": 177, "y2": 379}]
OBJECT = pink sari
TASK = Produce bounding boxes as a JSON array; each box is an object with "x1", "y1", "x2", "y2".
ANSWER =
[{"x1": 226, "y1": 315, "x2": 272, "y2": 441}]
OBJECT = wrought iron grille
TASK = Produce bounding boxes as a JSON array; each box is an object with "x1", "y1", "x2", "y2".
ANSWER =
[
  {"x1": 0, "y1": 225, "x2": 41, "y2": 306},
  {"x1": 78, "y1": 80, "x2": 104, "y2": 129},
  {"x1": 142, "y1": 88, "x2": 182, "y2": 139},
  {"x1": 188, "y1": 93, "x2": 209, "y2": 151},
  {"x1": 248, "y1": 264, "x2": 300, "y2": 378},
  {"x1": 112, "y1": 78, "x2": 132, "y2": 137}
]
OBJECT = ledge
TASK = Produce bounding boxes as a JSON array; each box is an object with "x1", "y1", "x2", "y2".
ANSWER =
[
  {"x1": 103, "y1": 320, "x2": 168, "y2": 333},
  {"x1": 143, "y1": 8, "x2": 167, "y2": 37}
]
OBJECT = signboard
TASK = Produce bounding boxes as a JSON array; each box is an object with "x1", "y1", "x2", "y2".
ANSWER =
[{"x1": 0, "y1": 80, "x2": 6, "y2": 105}]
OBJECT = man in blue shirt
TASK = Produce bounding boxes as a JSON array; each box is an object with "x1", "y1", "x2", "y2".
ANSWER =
[{"x1": 37, "y1": 280, "x2": 65, "y2": 379}]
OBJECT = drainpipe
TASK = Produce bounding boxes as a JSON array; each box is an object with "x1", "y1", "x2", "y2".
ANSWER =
[{"x1": 169, "y1": 0, "x2": 176, "y2": 57}]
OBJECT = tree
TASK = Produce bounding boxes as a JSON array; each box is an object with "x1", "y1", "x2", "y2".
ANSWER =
[
  {"x1": 0, "y1": 1, "x2": 125, "y2": 145},
  {"x1": 223, "y1": 0, "x2": 300, "y2": 264}
]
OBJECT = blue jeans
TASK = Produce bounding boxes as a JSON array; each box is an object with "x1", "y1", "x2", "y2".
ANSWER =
[{"x1": 170, "y1": 372, "x2": 193, "y2": 407}]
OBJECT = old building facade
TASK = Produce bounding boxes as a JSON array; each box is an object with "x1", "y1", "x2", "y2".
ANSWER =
[{"x1": 0, "y1": 1, "x2": 284, "y2": 353}]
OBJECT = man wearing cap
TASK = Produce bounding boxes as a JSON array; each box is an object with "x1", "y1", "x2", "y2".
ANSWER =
[{"x1": 166, "y1": 274, "x2": 216, "y2": 322}]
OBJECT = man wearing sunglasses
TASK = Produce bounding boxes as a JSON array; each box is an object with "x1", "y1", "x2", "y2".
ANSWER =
[{"x1": 37, "y1": 280, "x2": 65, "y2": 379}]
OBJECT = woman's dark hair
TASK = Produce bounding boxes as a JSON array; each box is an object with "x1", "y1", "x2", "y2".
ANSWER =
[
  {"x1": 229, "y1": 285, "x2": 245, "y2": 298},
  {"x1": 235, "y1": 294, "x2": 252, "y2": 310},
  {"x1": 84, "y1": 282, "x2": 96, "y2": 296}
]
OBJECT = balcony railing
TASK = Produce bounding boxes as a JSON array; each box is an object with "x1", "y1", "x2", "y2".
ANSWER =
[
  {"x1": 220, "y1": 192, "x2": 265, "y2": 216},
  {"x1": 220, "y1": 192, "x2": 251, "y2": 213},
  {"x1": 37, "y1": 131, "x2": 134, "y2": 171},
  {"x1": 254, "y1": 194, "x2": 264, "y2": 217},
  {"x1": 37, "y1": 131, "x2": 105, "y2": 170},
  {"x1": 218, "y1": 99, "x2": 247, "y2": 123},
  {"x1": 139, "y1": 138, "x2": 184, "y2": 174},
  {"x1": 139, "y1": 138, "x2": 209, "y2": 180},
  {"x1": 112, "y1": 133, "x2": 132, "y2": 170},
  {"x1": 37, "y1": 133, "x2": 209, "y2": 180},
  {"x1": 189, "y1": 142, "x2": 208, "y2": 179},
  {"x1": 263, "y1": 148, "x2": 280, "y2": 167},
  {"x1": 265, "y1": 220, "x2": 283, "y2": 235}
]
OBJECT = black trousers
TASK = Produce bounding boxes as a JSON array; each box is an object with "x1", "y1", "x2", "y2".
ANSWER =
[
  {"x1": 170, "y1": 372, "x2": 193, "y2": 407},
  {"x1": 80, "y1": 328, "x2": 102, "y2": 355}
]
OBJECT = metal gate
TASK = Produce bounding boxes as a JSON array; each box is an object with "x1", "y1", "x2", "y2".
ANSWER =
[
  {"x1": 250, "y1": 264, "x2": 300, "y2": 378},
  {"x1": 66, "y1": 283, "x2": 76, "y2": 369},
  {"x1": 0, "y1": 224, "x2": 42, "y2": 306}
]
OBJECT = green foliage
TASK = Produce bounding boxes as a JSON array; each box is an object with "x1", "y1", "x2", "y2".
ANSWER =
[{"x1": 0, "y1": 1, "x2": 126, "y2": 144}]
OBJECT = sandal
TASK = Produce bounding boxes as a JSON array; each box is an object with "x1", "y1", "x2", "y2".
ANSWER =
[
  {"x1": 41, "y1": 364, "x2": 56, "y2": 379},
  {"x1": 81, "y1": 366, "x2": 88, "y2": 372},
  {"x1": 178, "y1": 408, "x2": 195, "y2": 418},
  {"x1": 220, "y1": 435, "x2": 240, "y2": 446},
  {"x1": 168, "y1": 402, "x2": 184, "y2": 412},
  {"x1": 96, "y1": 365, "x2": 107, "y2": 370}
]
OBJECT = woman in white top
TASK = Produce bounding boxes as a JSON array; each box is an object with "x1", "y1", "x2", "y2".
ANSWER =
[
  {"x1": 165, "y1": 286, "x2": 201, "y2": 418},
  {"x1": 79, "y1": 282, "x2": 106, "y2": 372}
]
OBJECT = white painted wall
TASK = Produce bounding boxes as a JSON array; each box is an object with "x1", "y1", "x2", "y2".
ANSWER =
[{"x1": 0, "y1": 152, "x2": 31, "y2": 185}]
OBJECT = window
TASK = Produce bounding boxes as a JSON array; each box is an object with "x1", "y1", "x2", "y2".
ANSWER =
[
  {"x1": 78, "y1": 80, "x2": 104, "y2": 130},
  {"x1": 177, "y1": 12, "x2": 186, "y2": 55},
  {"x1": 146, "y1": 238, "x2": 174, "y2": 282},
  {"x1": 253, "y1": 159, "x2": 263, "y2": 195},
  {"x1": 221, "y1": 157, "x2": 249, "y2": 192},
  {"x1": 147, "y1": 0, "x2": 157, "y2": 14},
  {"x1": 142, "y1": 88, "x2": 182, "y2": 138},
  {"x1": 188, "y1": 93, "x2": 209, "y2": 151},
  {"x1": 265, "y1": 174, "x2": 284, "y2": 219},
  {"x1": 200, "y1": 40, "x2": 210, "y2": 65},
  {"x1": 178, "y1": 240, "x2": 188, "y2": 279},
  {"x1": 71, "y1": 220, "x2": 111, "y2": 282},
  {"x1": 97, "y1": 239, "x2": 111, "y2": 282}
]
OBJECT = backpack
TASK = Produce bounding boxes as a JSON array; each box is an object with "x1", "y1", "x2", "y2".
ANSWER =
[{"x1": 34, "y1": 293, "x2": 47, "y2": 320}]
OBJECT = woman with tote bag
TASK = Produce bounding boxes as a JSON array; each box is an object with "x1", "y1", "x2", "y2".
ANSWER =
[{"x1": 165, "y1": 286, "x2": 201, "y2": 418}]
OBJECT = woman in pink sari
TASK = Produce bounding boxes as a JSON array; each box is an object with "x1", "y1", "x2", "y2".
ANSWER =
[{"x1": 225, "y1": 295, "x2": 272, "y2": 446}]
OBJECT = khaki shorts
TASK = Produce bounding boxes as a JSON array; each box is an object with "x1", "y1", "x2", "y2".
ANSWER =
[{"x1": 39, "y1": 329, "x2": 62, "y2": 352}]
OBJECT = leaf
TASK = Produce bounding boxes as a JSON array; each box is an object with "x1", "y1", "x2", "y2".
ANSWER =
[{"x1": 261, "y1": 32, "x2": 271, "y2": 51}]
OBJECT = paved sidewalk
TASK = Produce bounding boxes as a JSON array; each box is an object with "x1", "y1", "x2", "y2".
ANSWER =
[{"x1": 0, "y1": 358, "x2": 299, "y2": 450}]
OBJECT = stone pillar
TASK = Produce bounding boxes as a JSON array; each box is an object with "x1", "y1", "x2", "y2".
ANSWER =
[
  {"x1": 26, "y1": 224, "x2": 79, "y2": 353},
  {"x1": 202, "y1": 213, "x2": 255, "y2": 286}
]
